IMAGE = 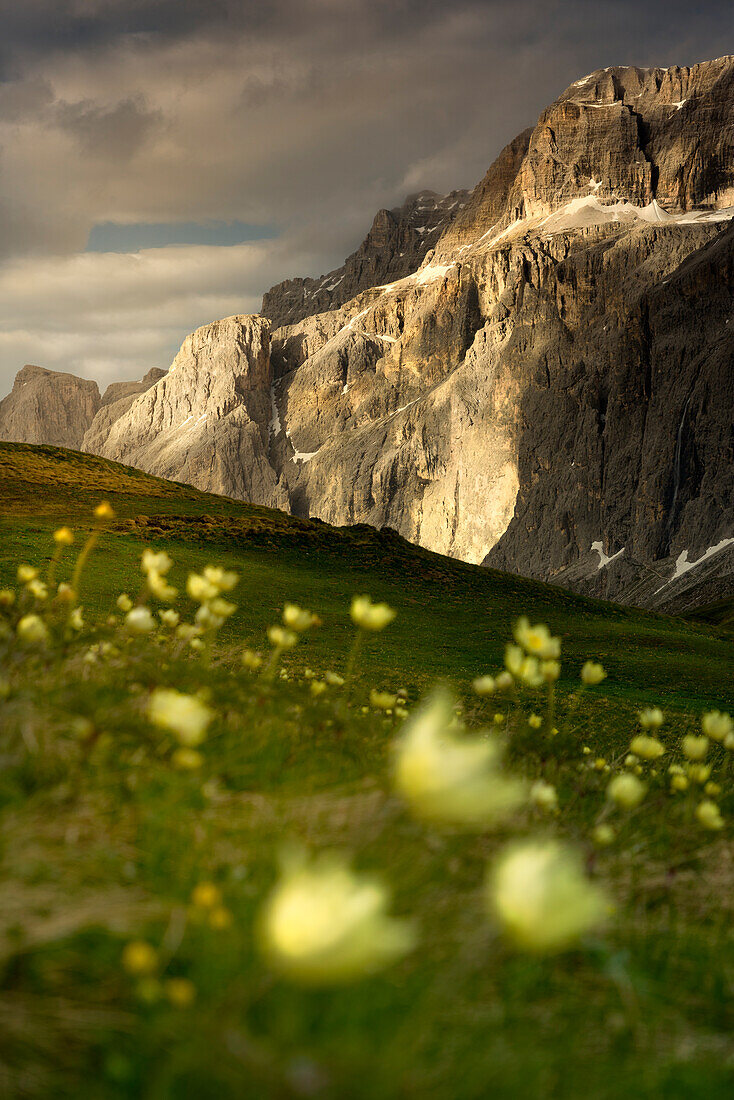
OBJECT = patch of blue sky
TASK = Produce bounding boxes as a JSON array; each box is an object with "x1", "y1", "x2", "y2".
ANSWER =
[{"x1": 85, "y1": 220, "x2": 277, "y2": 252}]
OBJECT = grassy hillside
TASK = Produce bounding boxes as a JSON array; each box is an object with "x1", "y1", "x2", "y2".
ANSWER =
[{"x1": 0, "y1": 441, "x2": 732, "y2": 1099}]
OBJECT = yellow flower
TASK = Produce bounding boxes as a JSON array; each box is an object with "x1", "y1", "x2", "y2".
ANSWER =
[
  {"x1": 310, "y1": 680, "x2": 327, "y2": 696},
  {"x1": 695, "y1": 800, "x2": 724, "y2": 831},
  {"x1": 541, "y1": 660, "x2": 561, "y2": 683},
  {"x1": 670, "y1": 775, "x2": 689, "y2": 792},
  {"x1": 625, "y1": 754, "x2": 638, "y2": 767},
  {"x1": 159, "y1": 609, "x2": 180, "y2": 627},
  {"x1": 146, "y1": 570, "x2": 178, "y2": 602},
  {"x1": 17, "y1": 564, "x2": 38, "y2": 584},
  {"x1": 513, "y1": 617, "x2": 561, "y2": 659},
  {"x1": 370, "y1": 690, "x2": 397, "y2": 710},
  {"x1": 283, "y1": 603, "x2": 317, "y2": 632},
  {"x1": 165, "y1": 978, "x2": 196, "y2": 1008},
  {"x1": 607, "y1": 773, "x2": 646, "y2": 809},
  {"x1": 94, "y1": 501, "x2": 115, "y2": 520},
  {"x1": 172, "y1": 747, "x2": 204, "y2": 770},
  {"x1": 186, "y1": 573, "x2": 219, "y2": 603},
  {"x1": 392, "y1": 691, "x2": 526, "y2": 828},
  {"x1": 0, "y1": 589, "x2": 15, "y2": 608},
  {"x1": 122, "y1": 940, "x2": 158, "y2": 976},
  {"x1": 203, "y1": 566, "x2": 238, "y2": 592},
  {"x1": 581, "y1": 661, "x2": 606, "y2": 685},
  {"x1": 629, "y1": 735, "x2": 665, "y2": 761},
  {"x1": 704, "y1": 781, "x2": 722, "y2": 797},
  {"x1": 268, "y1": 625, "x2": 298, "y2": 649},
  {"x1": 125, "y1": 607, "x2": 155, "y2": 634},
  {"x1": 116, "y1": 593, "x2": 133, "y2": 612},
  {"x1": 682, "y1": 735, "x2": 708, "y2": 762},
  {"x1": 26, "y1": 579, "x2": 48, "y2": 601},
  {"x1": 638, "y1": 707, "x2": 664, "y2": 730},
  {"x1": 350, "y1": 595, "x2": 396, "y2": 632},
  {"x1": 592, "y1": 824, "x2": 615, "y2": 846},
  {"x1": 528, "y1": 714, "x2": 543, "y2": 729},
  {"x1": 687, "y1": 763, "x2": 712, "y2": 785},
  {"x1": 56, "y1": 582, "x2": 74, "y2": 603},
  {"x1": 191, "y1": 881, "x2": 222, "y2": 909},
  {"x1": 149, "y1": 689, "x2": 213, "y2": 746},
  {"x1": 472, "y1": 675, "x2": 496, "y2": 696},
  {"x1": 530, "y1": 780, "x2": 558, "y2": 812},
  {"x1": 505, "y1": 644, "x2": 543, "y2": 687},
  {"x1": 53, "y1": 527, "x2": 74, "y2": 546},
  {"x1": 593, "y1": 758, "x2": 607, "y2": 771},
  {"x1": 242, "y1": 648, "x2": 263, "y2": 671},
  {"x1": 325, "y1": 671, "x2": 345, "y2": 686},
  {"x1": 258, "y1": 851, "x2": 414, "y2": 984},
  {"x1": 69, "y1": 607, "x2": 85, "y2": 631},
  {"x1": 701, "y1": 711, "x2": 732, "y2": 742},
  {"x1": 141, "y1": 549, "x2": 173, "y2": 576},
  {"x1": 495, "y1": 671, "x2": 514, "y2": 691},
  {"x1": 486, "y1": 840, "x2": 607, "y2": 953},
  {"x1": 16, "y1": 614, "x2": 49, "y2": 646}
]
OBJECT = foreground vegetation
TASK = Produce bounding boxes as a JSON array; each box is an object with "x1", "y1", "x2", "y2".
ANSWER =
[{"x1": 0, "y1": 443, "x2": 733, "y2": 1098}]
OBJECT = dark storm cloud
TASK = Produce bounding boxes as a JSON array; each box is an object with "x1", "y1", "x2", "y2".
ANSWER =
[{"x1": 0, "y1": 0, "x2": 731, "y2": 393}]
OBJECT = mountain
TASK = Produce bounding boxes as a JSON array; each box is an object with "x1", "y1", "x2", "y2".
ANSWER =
[
  {"x1": 2, "y1": 57, "x2": 733, "y2": 611},
  {"x1": 0, "y1": 365, "x2": 101, "y2": 450}
]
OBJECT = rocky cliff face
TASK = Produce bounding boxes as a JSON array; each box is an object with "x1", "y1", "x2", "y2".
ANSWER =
[
  {"x1": 3, "y1": 57, "x2": 733, "y2": 611},
  {"x1": 93, "y1": 316, "x2": 287, "y2": 508},
  {"x1": 262, "y1": 189, "x2": 469, "y2": 328},
  {"x1": 0, "y1": 365, "x2": 101, "y2": 450},
  {"x1": 83, "y1": 368, "x2": 166, "y2": 454}
]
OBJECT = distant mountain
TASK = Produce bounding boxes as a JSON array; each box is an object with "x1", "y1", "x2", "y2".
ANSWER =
[{"x1": 3, "y1": 56, "x2": 733, "y2": 612}]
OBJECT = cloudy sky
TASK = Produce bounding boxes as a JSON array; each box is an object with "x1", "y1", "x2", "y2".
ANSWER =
[{"x1": 0, "y1": 0, "x2": 730, "y2": 397}]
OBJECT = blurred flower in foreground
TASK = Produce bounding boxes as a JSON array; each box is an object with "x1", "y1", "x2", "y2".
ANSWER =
[
  {"x1": 629, "y1": 735, "x2": 665, "y2": 761},
  {"x1": 607, "y1": 774, "x2": 646, "y2": 810},
  {"x1": 530, "y1": 780, "x2": 558, "y2": 812},
  {"x1": 283, "y1": 603, "x2": 318, "y2": 632},
  {"x1": 258, "y1": 851, "x2": 414, "y2": 984},
  {"x1": 472, "y1": 675, "x2": 496, "y2": 696},
  {"x1": 695, "y1": 801, "x2": 724, "y2": 831},
  {"x1": 125, "y1": 607, "x2": 155, "y2": 634},
  {"x1": 486, "y1": 840, "x2": 607, "y2": 953},
  {"x1": 350, "y1": 596, "x2": 396, "y2": 632},
  {"x1": 17, "y1": 614, "x2": 49, "y2": 646},
  {"x1": 513, "y1": 617, "x2": 561, "y2": 659},
  {"x1": 392, "y1": 691, "x2": 526, "y2": 828},
  {"x1": 122, "y1": 941, "x2": 158, "y2": 976},
  {"x1": 682, "y1": 735, "x2": 708, "y2": 761},
  {"x1": 148, "y1": 689, "x2": 213, "y2": 746}
]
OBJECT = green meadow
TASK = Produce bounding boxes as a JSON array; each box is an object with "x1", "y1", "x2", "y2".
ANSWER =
[{"x1": 0, "y1": 441, "x2": 732, "y2": 1098}]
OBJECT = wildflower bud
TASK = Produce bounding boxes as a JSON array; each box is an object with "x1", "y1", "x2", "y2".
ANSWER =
[
  {"x1": 629, "y1": 735, "x2": 665, "y2": 761},
  {"x1": 704, "y1": 781, "x2": 721, "y2": 797},
  {"x1": 53, "y1": 526, "x2": 74, "y2": 545},
  {"x1": 125, "y1": 607, "x2": 155, "y2": 634},
  {"x1": 370, "y1": 689, "x2": 397, "y2": 710},
  {"x1": 325, "y1": 670, "x2": 345, "y2": 686},
  {"x1": 176, "y1": 623, "x2": 200, "y2": 642},
  {"x1": 686, "y1": 763, "x2": 711, "y2": 784},
  {"x1": 69, "y1": 608, "x2": 85, "y2": 631},
  {"x1": 148, "y1": 688, "x2": 213, "y2": 746},
  {"x1": 258, "y1": 851, "x2": 414, "y2": 984},
  {"x1": 16, "y1": 614, "x2": 49, "y2": 646},
  {"x1": 486, "y1": 840, "x2": 607, "y2": 953},
  {"x1": 172, "y1": 747, "x2": 204, "y2": 770},
  {"x1": 607, "y1": 773, "x2": 646, "y2": 810},
  {"x1": 495, "y1": 671, "x2": 513, "y2": 691},
  {"x1": 146, "y1": 570, "x2": 178, "y2": 602},
  {"x1": 592, "y1": 824, "x2": 615, "y2": 846},
  {"x1": 186, "y1": 573, "x2": 220, "y2": 603},
  {"x1": 0, "y1": 589, "x2": 15, "y2": 608},
  {"x1": 202, "y1": 566, "x2": 238, "y2": 592},
  {"x1": 493, "y1": 713, "x2": 506, "y2": 726},
  {"x1": 581, "y1": 661, "x2": 606, "y2": 685},
  {"x1": 310, "y1": 680, "x2": 327, "y2": 696},
  {"x1": 191, "y1": 881, "x2": 222, "y2": 909},
  {"x1": 682, "y1": 735, "x2": 708, "y2": 761},
  {"x1": 242, "y1": 648, "x2": 263, "y2": 671},
  {"x1": 141, "y1": 549, "x2": 173, "y2": 575},
  {"x1": 625, "y1": 754, "x2": 638, "y2": 767},
  {"x1": 593, "y1": 758, "x2": 606, "y2": 771},
  {"x1": 159, "y1": 609, "x2": 180, "y2": 627},
  {"x1": 165, "y1": 978, "x2": 196, "y2": 1008},
  {"x1": 670, "y1": 775, "x2": 689, "y2": 792},
  {"x1": 17, "y1": 564, "x2": 38, "y2": 584},
  {"x1": 513, "y1": 617, "x2": 561, "y2": 659},
  {"x1": 94, "y1": 501, "x2": 115, "y2": 520},
  {"x1": 701, "y1": 710, "x2": 732, "y2": 742},
  {"x1": 56, "y1": 583, "x2": 75, "y2": 603},
  {"x1": 116, "y1": 593, "x2": 133, "y2": 612},
  {"x1": 472, "y1": 675, "x2": 496, "y2": 696},
  {"x1": 530, "y1": 780, "x2": 558, "y2": 812},
  {"x1": 26, "y1": 578, "x2": 48, "y2": 601},
  {"x1": 582, "y1": 746, "x2": 591, "y2": 755},
  {"x1": 350, "y1": 595, "x2": 396, "y2": 632},
  {"x1": 638, "y1": 707, "x2": 664, "y2": 730},
  {"x1": 268, "y1": 625, "x2": 298, "y2": 649},
  {"x1": 695, "y1": 800, "x2": 724, "y2": 831},
  {"x1": 122, "y1": 941, "x2": 158, "y2": 976},
  {"x1": 528, "y1": 714, "x2": 542, "y2": 729}
]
